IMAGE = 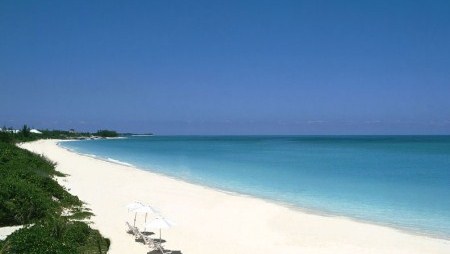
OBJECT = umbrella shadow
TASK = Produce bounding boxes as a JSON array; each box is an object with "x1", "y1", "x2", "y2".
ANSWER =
[
  {"x1": 142, "y1": 231, "x2": 155, "y2": 236},
  {"x1": 135, "y1": 236, "x2": 166, "y2": 245},
  {"x1": 153, "y1": 238, "x2": 166, "y2": 244},
  {"x1": 135, "y1": 238, "x2": 146, "y2": 244},
  {"x1": 147, "y1": 250, "x2": 182, "y2": 254}
]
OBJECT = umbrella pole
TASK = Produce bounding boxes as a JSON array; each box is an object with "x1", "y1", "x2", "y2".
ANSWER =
[
  {"x1": 145, "y1": 213, "x2": 147, "y2": 223},
  {"x1": 133, "y1": 213, "x2": 137, "y2": 227}
]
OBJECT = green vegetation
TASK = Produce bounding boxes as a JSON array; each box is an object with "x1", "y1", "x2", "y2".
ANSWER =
[
  {"x1": 20, "y1": 125, "x2": 30, "y2": 138},
  {"x1": 0, "y1": 132, "x2": 14, "y2": 144},
  {"x1": 0, "y1": 141, "x2": 78, "y2": 226},
  {"x1": 0, "y1": 134, "x2": 110, "y2": 253},
  {"x1": 0, "y1": 129, "x2": 83, "y2": 143},
  {"x1": 0, "y1": 218, "x2": 109, "y2": 254},
  {"x1": 39, "y1": 130, "x2": 92, "y2": 140},
  {"x1": 0, "y1": 125, "x2": 36, "y2": 143},
  {"x1": 95, "y1": 130, "x2": 118, "y2": 138},
  {"x1": 0, "y1": 127, "x2": 120, "y2": 143}
]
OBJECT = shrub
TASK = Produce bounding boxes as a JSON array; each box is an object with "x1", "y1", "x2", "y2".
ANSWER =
[
  {"x1": 0, "y1": 136, "x2": 109, "y2": 253},
  {"x1": 0, "y1": 142, "x2": 81, "y2": 226},
  {"x1": 0, "y1": 218, "x2": 109, "y2": 254},
  {"x1": 95, "y1": 130, "x2": 118, "y2": 138}
]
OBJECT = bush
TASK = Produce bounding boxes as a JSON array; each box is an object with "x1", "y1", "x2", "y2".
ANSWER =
[
  {"x1": 1, "y1": 126, "x2": 121, "y2": 142},
  {"x1": 0, "y1": 132, "x2": 14, "y2": 143},
  {"x1": 0, "y1": 218, "x2": 109, "y2": 254},
  {"x1": 95, "y1": 130, "x2": 118, "y2": 138},
  {"x1": 0, "y1": 136, "x2": 109, "y2": 253},
  {"x1": 0, "y1": 142, "x2": 81, "y2": 226},
  {"x1": 0, "y1": 177, "x2": 56, "y2": 225}
]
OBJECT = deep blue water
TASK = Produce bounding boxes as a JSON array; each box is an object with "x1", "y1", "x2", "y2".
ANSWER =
[{"x1": 61, "y1": 136, "x2": 450, "y2": 238}]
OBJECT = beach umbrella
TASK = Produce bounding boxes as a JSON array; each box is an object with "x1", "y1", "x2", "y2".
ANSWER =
[
  {"x1": 126, "y1": 202, "x2": 144, "y2": 226},
  {"x1": 132, "y1": 204, "x2": 158, "y2": 224},
  {"x1": 144, "y1": 217, "x2": 175, "y2": 242},
  {"x1": 126, "y1": 201, "x2": 144, "y2": 211}
]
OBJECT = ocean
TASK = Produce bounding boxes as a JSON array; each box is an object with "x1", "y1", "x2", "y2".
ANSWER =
[{"x1": 60, "y1": 135, "x2": 450, "y2": 238}]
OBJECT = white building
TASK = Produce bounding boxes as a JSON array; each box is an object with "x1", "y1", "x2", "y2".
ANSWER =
[
  {"x1": 0, "y1": 128, "x2": 20, "y2": 133},
  {"x1": 30, "y1": 129, "x2": 42, "y2": 134}
]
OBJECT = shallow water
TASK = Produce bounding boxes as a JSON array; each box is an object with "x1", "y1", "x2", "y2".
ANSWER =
[{"x1": 61, "y1": 136, "x2": 450, "y2": 238}]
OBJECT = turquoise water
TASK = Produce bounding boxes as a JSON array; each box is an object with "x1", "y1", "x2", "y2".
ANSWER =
[{"x1": 61, "y1": 136, "x2": 450, "y2": 238}]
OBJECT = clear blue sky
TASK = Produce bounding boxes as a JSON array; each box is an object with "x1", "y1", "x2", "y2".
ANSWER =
[{"x1": 1, "y1": 0, "x2": 449, "y2": 134}]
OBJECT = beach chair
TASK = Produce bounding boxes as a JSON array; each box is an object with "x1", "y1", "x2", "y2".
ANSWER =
[
  {"x1": 140, "y1": 232, "x2": 172, "y2": 254},
  {"x1": 126, "y1": 222, "x2": 141, "y2": 240},
  {"x1": 134, "y1": 230, "x2": 155, "y2": 248},
  {"x1": 141, "y1": 232, "x2": 155, "y2": 247},
  {"x1": 126, "y1": 222, "x2": 134, "y2": 234},
  {"x1": 155, "y1": 243, "x2": 172, "y2": 254},
  {"x1": 128, "y1": 223, "x2": 173, "y2": 254}
]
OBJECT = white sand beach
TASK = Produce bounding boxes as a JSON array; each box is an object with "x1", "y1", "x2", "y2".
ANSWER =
[{"x1": 20, "y1": 140, "x2": 450, "y2": 254}]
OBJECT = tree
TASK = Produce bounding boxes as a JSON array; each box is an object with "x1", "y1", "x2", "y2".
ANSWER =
[
  {"x1": 21, "y1": 125, "x2": 30, "y2": 137},
  {"x1": 95, "y1": 130, "x2": 118, "y2": 138}
]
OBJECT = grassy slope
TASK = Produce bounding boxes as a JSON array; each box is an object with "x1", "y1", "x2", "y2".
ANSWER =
[{"x1": 0, "y1": 137, "x2": 110, "y2": 253}]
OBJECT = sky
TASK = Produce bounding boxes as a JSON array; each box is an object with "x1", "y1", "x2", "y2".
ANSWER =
[{"x1": 1, "y1": 0, "x2": 449, "y2": 135}]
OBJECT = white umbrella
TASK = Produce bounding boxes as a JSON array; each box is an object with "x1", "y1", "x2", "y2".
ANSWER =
[
  {"x1": 132, "y1": 204, "x2": 158, "y2": 224},
  {"x1": 126, "y1": 202, "x2": 144, "y2": 226},
  {"x1": 126, "y1": 201, "x2": 144, "y2": 211},
  {"x1": 144, "y1": 217, "x2": 175, "y2": 242}
]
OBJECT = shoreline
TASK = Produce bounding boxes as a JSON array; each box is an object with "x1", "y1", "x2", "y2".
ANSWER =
[
  {"x1": 21, "y1": 139, "x2": 450, "y2": 254},
  {"x1": 56, "y1": 140, "x2": 450, "y2": 241}
]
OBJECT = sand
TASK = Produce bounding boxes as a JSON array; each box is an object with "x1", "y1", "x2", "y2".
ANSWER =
[
  {"x1": 19, "y1": 140, "x2": 450, "y2": 254},
  {"x1": 0, "y1": 226, "x2": 23, "y2": 241}
]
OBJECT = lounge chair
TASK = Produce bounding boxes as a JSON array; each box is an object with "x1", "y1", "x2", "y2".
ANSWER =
[
  {"x1": 140, "y1": 232, "x2": 155, "y2": 247},
  {"x1": 127, "y1": 222, "x2": 172, "y2": 254},
  {"x1": 139, "y1": 231, "x2": 172, "y2": 254},
  {"x1": 155, "y1": 242, "x2": 172, "y2": 254},
  {"x1": 126, "y1": 222, "x2": 134, "y2": 234},
  {"x1": 126, "y1": 222, "x2": 141, "y2": 240}
]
